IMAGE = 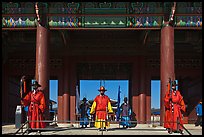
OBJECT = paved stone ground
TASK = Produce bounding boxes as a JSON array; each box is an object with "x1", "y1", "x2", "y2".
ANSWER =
[{"x1": 2, "y1": 123, "x2": 202, "y2": 135}]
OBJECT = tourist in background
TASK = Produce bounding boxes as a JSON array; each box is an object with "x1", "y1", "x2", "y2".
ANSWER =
[{"x1": 195, "y1": 101, "x2": 202, "y2": 127}]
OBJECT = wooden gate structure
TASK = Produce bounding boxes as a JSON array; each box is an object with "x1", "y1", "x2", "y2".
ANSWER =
[{"x1": 2, "y1": 2, "x2": 202, "y2": 125}]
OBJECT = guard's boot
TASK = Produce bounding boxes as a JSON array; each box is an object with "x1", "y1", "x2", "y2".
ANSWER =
[
  {"x1": 167, "y1": 129, "x2": 172, "y2": 134},
  {"x1": 179, "y1": 129, "x2": 184, "y2": 135}
]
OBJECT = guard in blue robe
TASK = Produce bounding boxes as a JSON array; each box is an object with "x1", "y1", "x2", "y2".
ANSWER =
[
  {"x1": 119, "y1": 97, "x2": 132, "y2": 128},
  {"x1": 79, "y1": 97, "x2": 90, "y2": 128}
]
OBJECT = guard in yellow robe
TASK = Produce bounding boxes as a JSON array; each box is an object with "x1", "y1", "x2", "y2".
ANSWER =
[{"x1": 90, "y1": 86, "x2": 113, "y2": 130}]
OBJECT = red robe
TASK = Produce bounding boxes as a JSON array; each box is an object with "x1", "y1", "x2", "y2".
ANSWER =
[
  {"x1": 90, "y1": 95, "x2": 113, "y2": 128},
  {"x1": 23, "y1": 90, "x2": 46, "y2": 128},
  {"x1": 164, "y1": 90, "x2": 186, "y2": 131}
]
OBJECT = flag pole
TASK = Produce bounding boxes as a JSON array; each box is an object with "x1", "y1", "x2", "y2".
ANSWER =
[{"x1": 116, "y1": 86, "x2": 121, "y2": 121}]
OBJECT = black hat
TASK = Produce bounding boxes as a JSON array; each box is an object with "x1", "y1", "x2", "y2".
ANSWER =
[
  {"x1": 31, "y1": 80, "x2": 41, "y2": 87},
  {"x1": 98, "y1": 86, "x2": 107, "y2": 91},
  {"x1": 82, "y1": 97, "x2": 87, "y2": 101},
  {"x1": 172, "y1": 81, "x2": 178, "y2": 86}
]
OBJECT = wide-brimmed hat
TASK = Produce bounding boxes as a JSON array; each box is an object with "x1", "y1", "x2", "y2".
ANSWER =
[
  {"x1": 172, "y1": 81, "x2": 178, "y2": 86},
  {"x1": 98, "y1": 86, "x2": 107, "y2": 91},
  {"x1": 31, "y1": 80, "x2": 41, "y2": 87},
  {"x1": 82, "y1": 97, "x2": 87, "y2": 101}
]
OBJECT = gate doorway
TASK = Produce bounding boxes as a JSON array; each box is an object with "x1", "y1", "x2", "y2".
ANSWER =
[{"x1": 79, "y1": 80, "x2": 129, "y2": 121}]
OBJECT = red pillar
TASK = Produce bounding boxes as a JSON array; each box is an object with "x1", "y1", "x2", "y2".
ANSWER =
[
  {"x1": 63, "y1": 57, "x2": 70, "y2": 122},
  {"x1": 131, "y1": 60, "x2": 139, "y2": 121},
  {"x1": 58, "y1": 96, "x2": 63, "y2": 122},
  {"x1": 139, "y1": 57, "x2": 146, "y2": 124},
  {"x1": 70, "y1": 60, "x2": 77, "y2": 123},
  {"x1": 139, "y1": 94, "x2": 146, "y2": 123},
  {"x1": 57, "y1": 70, "x2": 64, "y2": 123},
  {"x1": 160, "y1": 25, "x2": 175, "y2": 125},
  {"x1": 63, "y1": 94, "x2": 69, "y2": 122},
  {"x1": 145, "y1": 75, "x2": 151, "y2": 124},
  {"x1": 35, "y1": 25, "x2": 50, "y2": 120}
]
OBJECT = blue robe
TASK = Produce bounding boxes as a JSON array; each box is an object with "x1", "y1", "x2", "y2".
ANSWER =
[
  {"x1": 119, "y1": 103, "x2": 132, "y2": 127},
  {"x1": 79, "y1": 102, "x2": 90, "y2": 127}
]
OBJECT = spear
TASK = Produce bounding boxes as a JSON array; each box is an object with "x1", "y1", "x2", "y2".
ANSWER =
[
  {"x1": 168, "y1": 78, "x2": 174, "y2": 133},
  {"x1": 20, "y1": 76, "x2": 26, "y2": 100},
  {"x1": 19, "y1": 75, "x2": 27, "y2": 125}
]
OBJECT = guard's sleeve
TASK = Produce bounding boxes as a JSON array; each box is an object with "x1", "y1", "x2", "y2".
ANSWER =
[
  {"x1": 78, "y1": 107, "x2": 81, "y2": 114},
  {"x1": 178, "y1": 91, "x2": 186, "y2": 112},
  {"x1": 164, "y1": 91, "x2": 170, "y2": 108},
  {"x1": 180, "y1": 98, "x2": 186, "y2": 112},
  {"x1": 108, "y1": 101, "x2": 113, "y2": 113},
  {"x1": 87, "y1": 108, "x2": 91, "y2": 117},
  {"x1": 22, "y1": 92, "x2": 31, "y2": 106},
  {"x1": 39, "y1": 93, "x2": 46, "y2": 113},
  {"x1": 90, "y1": 101, "x2": 96, "y2": 114},
  {"x1": 129, "y1": 107, "x2": 132, "y2": 116},
  {"x1": 78, "y1": 104, "x2": 82, "y2": 114}
]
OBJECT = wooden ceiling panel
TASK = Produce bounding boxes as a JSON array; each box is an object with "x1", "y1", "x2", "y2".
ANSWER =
[{"x1": 2, "y1": 29, "x2": 202, "y2": 57}]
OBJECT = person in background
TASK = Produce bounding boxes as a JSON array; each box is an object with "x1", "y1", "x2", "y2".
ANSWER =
[
  {"x1": 119, "y1": 97, "x2": 132, "y2": 128},
  {"x1": 90, "y1": 86, "x2": 113, "y2": 131},
  {"x1": 21, "y1": 80, "x2": 46, "y2": 128},
  {"x1": 195, "y1": 101, "x2": 202, "y2": 127},
  {"x1": 79, "y1": 97, "x2": 90, "y2": 128}
]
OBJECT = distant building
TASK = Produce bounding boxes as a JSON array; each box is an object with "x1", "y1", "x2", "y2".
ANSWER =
[
  {"x1": 49, "y1": 100, "x2": 57, "y2": 121},
  {"x1": 151, "y1": 108, "x2": 160, "y2": 123}
]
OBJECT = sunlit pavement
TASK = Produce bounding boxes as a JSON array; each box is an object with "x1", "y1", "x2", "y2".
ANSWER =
[{"x1": 2, "y1": 123, "x2": 202, "y2": 135}]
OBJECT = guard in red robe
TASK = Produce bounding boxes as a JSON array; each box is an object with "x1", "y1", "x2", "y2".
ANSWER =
[
  {"x1": 90, "y1": 86, "x2": 113, "y2": 130},
  {"x1": 164, "y1": 81, "x2": 186, "y2": 134},
  {"x1": 164, "y1": 80, "x2": 172, "y2": 131},
  {"x1": 21, "y1": 80, "x2": 46, "y2": 128}
]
